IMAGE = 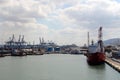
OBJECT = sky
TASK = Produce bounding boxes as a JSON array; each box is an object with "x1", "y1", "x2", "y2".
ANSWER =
[{"x1": 0, "y1": 0, "x2": 120, "y2": 46}]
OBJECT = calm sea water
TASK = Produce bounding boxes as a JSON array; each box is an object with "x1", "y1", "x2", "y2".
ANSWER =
[{"x1": 0, "y1": 54, "x2": 120, "y2": 80}]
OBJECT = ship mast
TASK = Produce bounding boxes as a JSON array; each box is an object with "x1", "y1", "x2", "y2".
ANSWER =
[{"x1": 98, "y1": 27, "x2": 103, "y2": 52}]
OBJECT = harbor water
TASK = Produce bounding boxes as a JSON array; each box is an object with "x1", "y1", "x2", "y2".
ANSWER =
[{"x1": 0, "y1": 54, "x2": 120, "y2": 80}]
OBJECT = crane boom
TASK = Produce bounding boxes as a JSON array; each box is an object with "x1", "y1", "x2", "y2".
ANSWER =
[{"x1": 98, "y1": 27, "x2": 104, "y2": 52}]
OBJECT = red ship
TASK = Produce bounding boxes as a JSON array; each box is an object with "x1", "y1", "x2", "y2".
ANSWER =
[{"x1": 85, "y1": 27, "x2": 105, "y2": 65}]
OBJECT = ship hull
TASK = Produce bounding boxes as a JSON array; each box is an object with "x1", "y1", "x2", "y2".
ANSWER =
[{"x1": 86, "y1": 52, "x2": 105, "y2": 65}]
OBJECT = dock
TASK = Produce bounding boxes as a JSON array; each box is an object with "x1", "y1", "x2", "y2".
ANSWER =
[{"x1": 105, "y1": 57, "x2": 120, "y2": 72}]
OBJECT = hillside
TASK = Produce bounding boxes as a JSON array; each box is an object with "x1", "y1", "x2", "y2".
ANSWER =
[{"x1": 103, "y1": 38, "x2": 120, "y2": 46}]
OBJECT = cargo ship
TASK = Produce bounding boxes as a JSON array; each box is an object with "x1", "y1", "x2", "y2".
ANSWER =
[{"x1": 85, "y1": 27, "x2": 105, "y2": 65}]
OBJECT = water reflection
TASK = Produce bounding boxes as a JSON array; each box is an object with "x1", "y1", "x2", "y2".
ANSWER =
[
  {"x1": 88, "y1": 63, "x2": 106, "y2": 70},
  {"x1": 0, "y1": 54, "x2": 120, "y2": 80}
]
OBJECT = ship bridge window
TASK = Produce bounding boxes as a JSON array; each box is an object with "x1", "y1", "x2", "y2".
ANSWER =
[{"x1": 88, "y1": 46, "x2": 97, "y2": 53}]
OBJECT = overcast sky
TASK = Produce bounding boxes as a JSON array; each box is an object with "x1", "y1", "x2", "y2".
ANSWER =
[{"x1": 0, "y1": 0, "x2": 120, "y2": 46}]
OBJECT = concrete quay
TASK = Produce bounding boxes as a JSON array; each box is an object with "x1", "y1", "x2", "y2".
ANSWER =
[{"x1": 105, "y1": 57, "x2": 120, "y2": 72}]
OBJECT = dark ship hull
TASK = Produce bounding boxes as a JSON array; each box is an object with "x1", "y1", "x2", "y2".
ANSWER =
[{"x1": 86, "y1": 52, "x2": 105, "y2": 65}]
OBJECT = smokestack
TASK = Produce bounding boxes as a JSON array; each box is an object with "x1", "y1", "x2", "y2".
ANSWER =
[{"x1": 88, "y1": 32, "x2": 90, "y2": 47}]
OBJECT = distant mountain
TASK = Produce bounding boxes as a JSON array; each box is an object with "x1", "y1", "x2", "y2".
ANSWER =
[{"x1": 103, "y1": 38, "x2": 120, "y2": 46}]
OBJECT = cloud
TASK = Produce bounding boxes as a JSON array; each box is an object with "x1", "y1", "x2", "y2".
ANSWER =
[
  {"x1": 0, "y1": 0, "x2": 120, "y2": 45},
  {"x1": 0, "y1": 0, "x2": 50, "y2": 43},
  {"x1": 57, "y1": 0, "x2": 120, "y2": 29},
  {"x1": 0, "y1": 21, "x2": 48, "y2": 43},
  {"x1": 50, "y1": 0, "x2": 120, "y2": 45},
  {"x1": 0, "y1": 0, "x2": 53, "y2": 23}
]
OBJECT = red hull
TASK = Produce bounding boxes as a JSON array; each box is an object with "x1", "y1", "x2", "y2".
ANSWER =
[{"x1": 86, "y1": 52, "x2": 105, "y2": 65}]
